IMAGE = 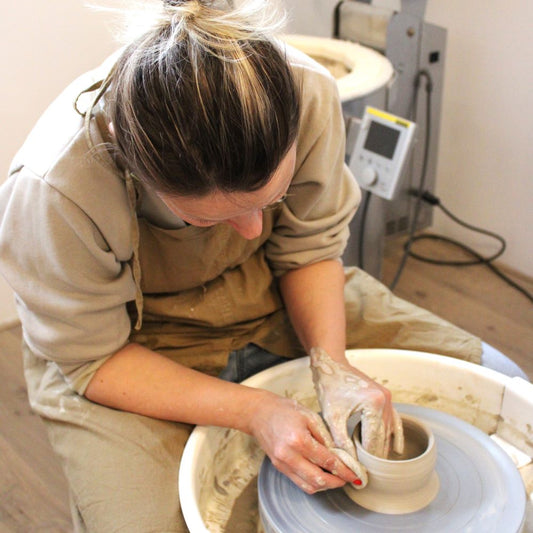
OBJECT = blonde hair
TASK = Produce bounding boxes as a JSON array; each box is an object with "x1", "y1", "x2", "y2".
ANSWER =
[{"x1": 103, "y1": 0, "x2": 300, "y2": 195}]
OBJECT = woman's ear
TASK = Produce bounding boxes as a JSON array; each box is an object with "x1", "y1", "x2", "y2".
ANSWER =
[{"x1": 108, "y1": 122, "x2": 115, "y2": 138}]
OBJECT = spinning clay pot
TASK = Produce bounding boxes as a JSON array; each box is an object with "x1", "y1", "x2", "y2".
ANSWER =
[{"x1": 344, "y1": 414, "x2": 439, "y2": 514}]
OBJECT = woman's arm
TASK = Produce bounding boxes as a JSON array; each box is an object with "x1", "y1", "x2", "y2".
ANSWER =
[
  {"x1": 278, "y1": 258, "x2": 347, "y2": 362},
  {"x1": 279, "y1": 259, "x2": 400, "y2": 461},
  {"x1": 86, "y1": 342, "x2": 266, "y2": 430},
  {"x1": 85, "y1": 341, "x2": 360, "y2": 493}
]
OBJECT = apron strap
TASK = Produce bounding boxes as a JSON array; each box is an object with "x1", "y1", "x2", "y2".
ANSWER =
[
  {"x1": 76, "y1": 66, "x2": 145, "y2": 330},
  {"x1": 124, "y1": 169, "x2": 144, "y2": 330},
  {"x1": 76, "y1": 66, "x2": 116, "y2": 153}
]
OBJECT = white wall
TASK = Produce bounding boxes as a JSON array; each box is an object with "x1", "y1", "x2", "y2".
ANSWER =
[
  {"x1": 425, "y1": 0, "x2": 533, "y2": 276},
  {"x1": 0, "y1": 1, "x2": 117, "y2": 325},
  {"x1": 0, "y1": 1, "x2": 531, "y2": 324}
]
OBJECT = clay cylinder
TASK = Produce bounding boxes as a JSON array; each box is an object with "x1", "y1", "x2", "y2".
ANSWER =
[{"x1": 344, "y1": 414, "x2": 439, "y2": 514}]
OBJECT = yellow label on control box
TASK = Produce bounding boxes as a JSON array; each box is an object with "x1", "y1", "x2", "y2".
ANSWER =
[{"x1": 367, "y1": 106, "x2": 412, "y2": 129}]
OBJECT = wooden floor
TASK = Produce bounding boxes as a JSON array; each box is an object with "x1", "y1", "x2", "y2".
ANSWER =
[
  {"x1": 382, "y1": 235, "x2": 533, "y2": 379},
  {"x1": 0, "y1": 236, "x2": 531, "y2": 532},
  {"x1": 0, "y1": 327, "x2": 71, "y2": 532}
]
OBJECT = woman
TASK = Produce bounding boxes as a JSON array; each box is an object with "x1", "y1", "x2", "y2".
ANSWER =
[{"x1": 0, "y1": 0, "x2": 481, "y2": 530}]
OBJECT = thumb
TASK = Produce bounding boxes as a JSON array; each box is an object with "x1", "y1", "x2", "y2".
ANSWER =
[
  {"x1": 331, "y1": 448, "x2": 368, "y2": 489},
  {"x1": 327, "y1": 413, "x2": 358, "y2": 457}
]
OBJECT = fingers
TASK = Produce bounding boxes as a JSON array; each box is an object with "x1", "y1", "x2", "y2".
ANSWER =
[
  {"x1": 360, "y1": 402, "x2": 405, "y2": 459},
  {"x1": 306, "y1": 411, "x2": 367, "y2": 489},
  {"x1": 253, "y1": 398, "x2": 363, "y2": 494},
  {"x1": 268, "y1": 419, "x2": 363, "y2": 494},
  {"x1": 272, "y1": 451, "x2": 345, "y2": 494},
  {"x1": 383, "y1": 420, "x2": 392, "y2": 457},
  {"x1": 306, "y1": 410, "x2": 335, "y2": 449},
  {"x1": 272, "y1": 438, "x2": 364, "y2": 494},
  {"x1": 392, "y1": 407, "x2": 405, "y2": 454},
  {"x1": 361, "y1": 409, "x2": 386, "y2": 457}
]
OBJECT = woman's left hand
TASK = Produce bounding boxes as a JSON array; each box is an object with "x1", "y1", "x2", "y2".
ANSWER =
[{"x1": 310, "y1": 347, "x2": 404, "y2": 466}]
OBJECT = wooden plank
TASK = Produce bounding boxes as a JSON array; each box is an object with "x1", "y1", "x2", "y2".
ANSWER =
[
  {"x1": 0, "y1": 328, "x2": 69, "y2": 502},
  {"x1": 0, "y1": 433, "x2": 71, "y2": 532},
  {"x1": 385, "y1": 237, "x2": 533, "y2": 323},
  {"x1": 0, "y1": 326, "x2": 70, "y2": 531},
  {"x1": 383, "y1": 235, "x2": 533, "y2": 379}
]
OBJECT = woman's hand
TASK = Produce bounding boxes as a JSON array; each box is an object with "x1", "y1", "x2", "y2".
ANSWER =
[
  {"x1": 310, "y1": 347, "x2": 404, "y2": 477},
  {"x1": 247, "y1": 393, "x2": 363, "y2": 494}
]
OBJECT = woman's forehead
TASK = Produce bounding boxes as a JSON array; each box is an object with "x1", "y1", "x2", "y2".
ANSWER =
[{"x1": 157, "y1": 144, "x2": 296, "y2": 221}]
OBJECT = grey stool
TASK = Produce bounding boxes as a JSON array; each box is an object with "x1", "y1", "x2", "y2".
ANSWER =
[{"x1": 481, "y1": 342, "x2": 529, "y2": 381}]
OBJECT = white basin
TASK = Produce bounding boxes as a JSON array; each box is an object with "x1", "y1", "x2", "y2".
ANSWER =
[
  {"x1": 179, "y1": 349, "x2": 533, "y2": 532},
  {"x1": 282, "y1": 34, "x2": 394, "y2": 101}
]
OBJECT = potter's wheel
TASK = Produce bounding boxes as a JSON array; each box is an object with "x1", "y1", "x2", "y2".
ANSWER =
[{"x1": 258, "y1": 404, "x2": 526, "y2": 533}]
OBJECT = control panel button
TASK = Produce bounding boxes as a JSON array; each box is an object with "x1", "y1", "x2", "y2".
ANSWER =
[{"x1": 361, "y1": 166, "x2": 378, "y2": 186}]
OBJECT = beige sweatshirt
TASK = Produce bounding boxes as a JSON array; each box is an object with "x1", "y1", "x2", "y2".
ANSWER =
[{"x1": 0, "y1": 44, "x2": 360, "y2": 393}]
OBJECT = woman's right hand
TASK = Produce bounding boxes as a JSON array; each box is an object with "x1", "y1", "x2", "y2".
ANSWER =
[{"x1": 246, "y1": 392, "x2": 363, "y2": 494}]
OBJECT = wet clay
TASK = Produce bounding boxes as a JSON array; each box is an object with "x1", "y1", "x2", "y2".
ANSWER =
[
  {"x1": 201, "y1": 429, "x2": 265, "y2": 533},
  {"x1": 202, "y1": 381, "x2": 500, "y2": 530},
  {"x1": 346, "y1": 414, "x2": 439, "y2": 515},
  {"x1": 192, "y1": 353, "x2": 531, "y2": 530},
  {"x1": 224, "y1": 476, "x2": 259, "y2": 533},
  {"x1": 353, "y1": 417, "x2": 428, "y2": 461},
  {"x1": 202, "y1": 395, "x2": 438, "y2": 530},
  {"x1": 387, "y1": 422, "x2": 428, "y2": 461}
]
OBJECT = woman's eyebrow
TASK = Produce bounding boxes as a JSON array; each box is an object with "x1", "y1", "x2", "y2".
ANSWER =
[{"x1": 263, "y1": 172, "x2": 293, "y2": 207}]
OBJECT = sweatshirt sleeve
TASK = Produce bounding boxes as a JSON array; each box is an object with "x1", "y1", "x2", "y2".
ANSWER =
[
  {"x1": 0, "y1": 169, "x2": 137, "y2": 394},
  {"x1": 265, "y1": 59, "x2": 361, "y2": 277}
]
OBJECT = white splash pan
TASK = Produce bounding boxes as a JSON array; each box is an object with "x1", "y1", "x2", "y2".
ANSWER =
[
  {"x1": 179, "y1": 349, "x2": 533, "y2": 532},
  {"x1": 281, "y1": 34, "x2": 394, "y2": 102}
]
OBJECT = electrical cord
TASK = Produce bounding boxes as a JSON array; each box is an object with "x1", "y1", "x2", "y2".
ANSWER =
[
  {"x1": 402, "y1": 192, "x2": 533, "y2": 304},
  {"x1": 406, "y1": 191, "x2": 506, "y2": 265},
  {"x1": 385, "y1": 69, "x2": 532, "y2": 303},
  {"x1": 389, "y1": 69, "x2": 433, "y2": 290},
  {"x1": 333, "y1": 0, "x2": 381, "y2": 272},
  {"x1": 357, "y1": 190, "x2": 372, "y2": 270},
  {"x1": 344, "y1": 47, "x2": 531, "y2": 303},
  {"x1": 333, "y1": 1, "x2": 347, "y2": 38}
]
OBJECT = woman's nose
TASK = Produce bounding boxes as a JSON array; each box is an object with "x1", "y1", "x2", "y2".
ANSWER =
[{"x1": 226, "y1": 209, "x2": 263, "y2": 240}]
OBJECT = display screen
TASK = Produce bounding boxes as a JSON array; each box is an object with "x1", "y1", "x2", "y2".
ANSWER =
[{"x1": 364, "y1": 120, "x2": 400, "y2": 159}]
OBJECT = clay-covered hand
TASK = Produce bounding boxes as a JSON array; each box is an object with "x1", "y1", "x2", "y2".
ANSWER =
[
  {"x1": 248, "y1": 394, "x2": 362, "y2": 494},
  {"x1": 310, "y1": 347, "x2": 404, "y2": 485}
]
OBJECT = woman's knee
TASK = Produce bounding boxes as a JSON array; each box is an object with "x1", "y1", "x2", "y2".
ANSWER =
[{"x1": 45, "y1": 406, "x2": 192, "y2": 532}]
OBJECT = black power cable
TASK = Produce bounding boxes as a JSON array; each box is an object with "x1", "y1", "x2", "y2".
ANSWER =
[
  {"x1": 333, "y1": 1, "x2": 347, "y2": 38},
  {"x1": 346, "y1": 50, "x2": 530, "y2": 303},
  {"x1": 404, "y1": 193, "x2": 533, "y2": 304},
  {"x1": 389, "y1": 70, "x2": 433, "y2": 290},
  {"x1": 357, "y1": 190, "x2": 372, "y2": 270},
  {"x1": 385, "y1": 69, "x2": 532, "y2": 304}
]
